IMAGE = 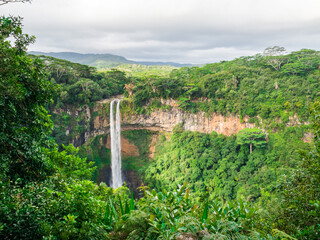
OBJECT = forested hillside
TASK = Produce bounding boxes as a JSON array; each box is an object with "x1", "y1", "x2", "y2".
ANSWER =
[
  {"x1": 29, "y1": 51, "x2": 135, "y2": 67},
  {"x1": 35, "y1": 55, "x2": 129, "y2": 107},
  {"x1": 36, "y1": 45, "x2": 319, "y2": 199},
  {"x1": 130, "y1": 47, "x2": 319, "y2": 128},
  {"x1": 36, "y1": 48, "x2": 320, "y2": 132},
  {"x1": 145, "y1": 127, "x2": 310, "y2": 201},
  {"x1": 30, "y1": 51, "x2": 192, "y2": 69},
  {"x1": 37, "y1": 46, "x2": 319, "y2": 239},
  {"x1": 1, "y1": 15, "x2": 320, "y2": 240}
]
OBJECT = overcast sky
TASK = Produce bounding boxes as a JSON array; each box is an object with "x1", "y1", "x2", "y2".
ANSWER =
[{"x1": 2, "y1": 0, "x2": 320, "y2": 64}]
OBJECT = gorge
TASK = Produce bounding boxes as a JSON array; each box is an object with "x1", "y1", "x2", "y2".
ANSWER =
[
  {"x1": 51, "y1": 96, "x2": 311, "y2": 196},
  {"x1": 54, "y1": 97, "x2": 308, "y2": 149},
  {"x1": 2, "y1": 12, "x2": 319, "y2": 238}
]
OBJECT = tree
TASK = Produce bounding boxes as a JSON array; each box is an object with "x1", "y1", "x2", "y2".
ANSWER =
[
  {"x1": 263, "y1": 46, "x2": 286, "y2": 56},
  {"x1": 263, "y1": 46, "x2": 288, "y2": 71},
  {"x1": 0, "y1": 0, "x2": 31, "y2": 6},
  {"x1": 0, "y1": 16, "x2": 55, "y2": 183},
  {"x1": 281, "y1": 49, "x2": 320, "y2": 76},
  {"x1": 272, "y1": 102, "x2": 320, "y2": 239},
  {"x1": 236, "y1": 128, "x2": 267, "y2": 153}
]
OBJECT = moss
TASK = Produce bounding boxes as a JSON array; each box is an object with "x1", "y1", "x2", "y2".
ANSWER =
[
  {"x1": 79, "y1": 130, "x2": 156, "y2": 182},
  {"x1": 248, "y1": 117, "x2": 256, "y2": 123},
  {"x1": 79, "y1": 135, "x2": 111, "y2": 181},
  {"x1": 122, "y1": 130, "x2": 155, "y2": 160},
  {"x1": 93, "y1": 111, "x2": 99, "y2": 118}
]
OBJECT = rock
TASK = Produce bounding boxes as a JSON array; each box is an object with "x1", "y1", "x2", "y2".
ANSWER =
[
  {"x1": 122, "y1": 108, "x2": 255, "y2": 136},
  {"x1": 54, "y1": 96, "x2": 308, "y2": 147},
  {"x1": 103, "y1": 135, "x2": 140, "y2": 157},
  {"x1": 176, "y1": 233, "x2": 198, "y2": 240}
]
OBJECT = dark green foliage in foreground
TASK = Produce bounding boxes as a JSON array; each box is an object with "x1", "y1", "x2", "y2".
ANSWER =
[
  {"x1": 1, "y1": 178, "x2": 276, "y2": 240},
  {"x1": 0, "y1": 145, "x2": 107, "y2": 240},
  {"x1": 145, "y1": 127, "x2": 310, "y2": 201},
  {"x1": 0, "y1": 16, "x2": 56, "y2": 184},
  {"x1": 0, "y1": 20, "x2": 106, "y2": 234},
  {"x1": 114, "y1": 184, "x2": 263, "y2": 240},
  {"x1": 0, "y1": 15, "x2": 107, "y2": 239}
]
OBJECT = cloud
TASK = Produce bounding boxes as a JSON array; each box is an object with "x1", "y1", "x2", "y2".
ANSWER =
[{"x1": 2, "y1": 0, "x2": 320, "y2": 63}]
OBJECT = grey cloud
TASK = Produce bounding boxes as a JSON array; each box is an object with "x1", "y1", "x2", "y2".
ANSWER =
[{"x1": 2, "y1": 0, "x2": 320, "y2": 63}]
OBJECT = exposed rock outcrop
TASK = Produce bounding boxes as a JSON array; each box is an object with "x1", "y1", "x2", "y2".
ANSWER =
[
  {"x1": 149, "y1": 134, "x2": 158, "y2": 159},
  {"x1": 53, "y1": 96, "x2": 309, "y2": 147},
  {"x1": 80, "y1": 100, "x2": 255, "y2": 147},
  {"x1": 122, "y1": 108, "x2": 255, "y2": 135},
  {"x1": 101, "y1": 135, "x2": 140, "y2": 157}
]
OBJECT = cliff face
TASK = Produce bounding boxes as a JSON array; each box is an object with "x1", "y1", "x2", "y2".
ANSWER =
[
  {"x1": 121, "y1": 108, "x2": 255, "y2": 135},
  {"x1": 99, "y1": 135, "x2": 140, "y2": 157},
  {"x1": 85, "y1": 100, "x2": 255, "y2": 147},
  {"x1": 53, "y1": 97, "x2": 309, "y2": 148}
]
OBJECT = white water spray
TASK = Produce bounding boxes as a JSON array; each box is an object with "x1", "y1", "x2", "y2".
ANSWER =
[{"x1": 110, "y1": 99, "x2": 122, "y2": 188}]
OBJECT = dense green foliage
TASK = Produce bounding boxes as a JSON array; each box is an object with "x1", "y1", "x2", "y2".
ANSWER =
[
  {"x1": 145, "y1": 127, "x2": 310, "y2": 201},
  {"x1": 1, "y1": 14, "x2": 319, "y2": 240},
  {"x1": 130, "y1": 49, "x2": 320, "y2": 127},
  {"x1": 108, "y1": 64, "x2": 178, "y2": 78},
  {"x1": 34, "y1": 55, "x2": 130, "y2": 107},
  {"x1": 0, "y1": 144, "x2": 106, "y2": 239},
  {"x1": 268, "y1": 102, "x2": 320, "y2": 239},
  {"x1": 0, "y1": 16, "x2": 107, "y2": 238},
  {"x1": 236, "y1": 128, "x2": 267, "y2": 153},
  {"x1": 35, "y1": 57, "x2": 131, "y2": 147},
  {"x1": 0, "y1": 16, "x2": 55, "y2": 184},
  {"x1": 113, "y1": 184, "x2": 263, "y2": 240},
  {"x1": 78, "y1": 135, "x2": 111, "y2": 182}
]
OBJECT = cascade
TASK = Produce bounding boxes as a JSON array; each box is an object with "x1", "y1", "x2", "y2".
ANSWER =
[{"x1": 110, "y1": 99, "x2": 122, "y2": 188}]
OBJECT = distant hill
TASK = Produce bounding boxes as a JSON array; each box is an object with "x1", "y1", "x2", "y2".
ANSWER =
[{"x1": 29, "y1": 51, "x2": 193, "y2": 69}]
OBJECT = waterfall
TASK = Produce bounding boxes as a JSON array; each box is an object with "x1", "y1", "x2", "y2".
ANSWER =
[{"x1": 110, "y1": 99, "x2": 122, "y2": 188}]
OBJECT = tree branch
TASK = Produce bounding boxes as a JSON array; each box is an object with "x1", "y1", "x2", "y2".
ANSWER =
[{"x1": 0, "y1": 0, "x2": 31, "y2": 6}]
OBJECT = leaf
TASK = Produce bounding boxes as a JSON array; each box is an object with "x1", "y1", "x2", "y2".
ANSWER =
[
  {"x1": 104, "y1": 202, "x2": 111, "y2": 225},
  {"x1": 118, "y1": 196, "x2": 124, "y2": 216},
  {"x1": 109, "y1": 197, "x2": 118, "y2": 221},
  {"x1": 124, "y1": 201, "x2": 130, "y2": 214},
  {"x1": 130, "y1": 190, "x2": 134, "y2": 211},
  {"x1": 272, "y1": 229, "x2": 297, "y2": 240},
  {"x1": 201, "y1": 201, "x2": 209, "y2": 222}
]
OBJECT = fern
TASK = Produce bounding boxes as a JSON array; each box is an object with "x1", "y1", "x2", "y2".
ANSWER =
[
  {"x1": 272, "y1": 229, "x2": 297, "y2": 240},
  {"x1": 249, "y1": 231, "x2": 264, "y2": 240},
  {"x1": 203, "y1": 232, "x2": 248, "y2": 240},
  {"x1": 249, "y1": 231, "x2": 278, "y2": 240}
]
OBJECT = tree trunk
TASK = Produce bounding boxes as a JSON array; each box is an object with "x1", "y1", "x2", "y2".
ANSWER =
[{"x1": 250, "y1": 143, "x2": 253, "y2": 154}]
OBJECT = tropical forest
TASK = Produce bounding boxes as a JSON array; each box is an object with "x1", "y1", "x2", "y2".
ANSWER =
[{"x1": 1, "y1": 1, "x2": 320, "y2": 240}]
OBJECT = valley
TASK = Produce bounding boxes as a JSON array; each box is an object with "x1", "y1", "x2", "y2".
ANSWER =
[{"x1": 1, "y1": 16, "x2": 319, "y2": 238}]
